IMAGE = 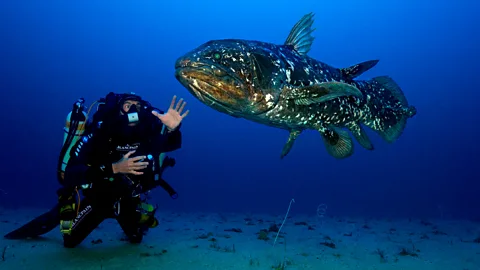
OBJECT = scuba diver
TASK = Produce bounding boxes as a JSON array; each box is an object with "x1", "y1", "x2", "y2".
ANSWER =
[{"x1": 4, "y1": 92, "x2": 189, "y2": 248}]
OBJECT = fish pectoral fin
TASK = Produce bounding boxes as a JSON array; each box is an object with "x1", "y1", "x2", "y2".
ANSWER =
[
  {"x1": 320, "y1": 127, "x2": 354, "y2": 159},
  {"x1": 340, "y1": 60, "x2": 379, "y2": 80},
  {"x1": 285, "y1": 82, "x2": 364, "y2": 106},
  {"x1": 280, "y1": 130, "x2": 302, "y2": 159},
  {"x1": 284, "y1": 12, "x2": 316, "y2": 55},
  {"x1": 346, "y1": 122, "x2": 374, "y2": 150}
]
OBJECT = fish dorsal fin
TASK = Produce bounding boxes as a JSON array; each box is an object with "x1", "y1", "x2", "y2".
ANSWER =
[
  {"x1": 283, "y1": 81, "x2": 364, "y2": 105},
  {"x1": 284, "y1": 12, "x2": 316, "y2": 55},
  {"x1": 340, "y1": 60, "x2": 379, "y2": 80}
]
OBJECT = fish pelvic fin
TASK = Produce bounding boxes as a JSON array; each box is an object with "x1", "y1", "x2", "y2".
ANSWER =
[
  {"x1": 340, "y1": 60, "x2": 379, "y2": 80},
  {"x1": 283, "y1": 82, "x2": 363, "y2": 106},
  {"x1": 346, "y1": 122, "x2": 374, "y2": 150},
  {"x1": 363, "y1": 76, "x2": 417, "y2": 143},
  {"x1": 320, "y1": 127, "x2": 354, "y2": 159},
  {"x1": 284, "y1": 12, "x2": 316, "y2": 55},
  {"x1": 280, "y1": 130, "x2": 302, "y2": 159}
]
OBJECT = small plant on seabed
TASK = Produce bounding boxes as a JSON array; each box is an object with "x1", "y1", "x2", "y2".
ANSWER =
[
  {"x1": 248, "y1": 256, "x2": 260, "y2": 267},
  {"x1": 374, "y1": 248, "x2": 388, "y2": 263},
  {"x1": 2, "y1": 246, "x2": 7, "y2": 262},
  {"x1": 272, "y1": 260, "x2": 286, "y2": 270},
  {"x1": 271, "y1": 257, "x2": 293, "y2": 270},
  {"x1": 273, "y1": 199, "x2": 295, "y2": 247},
  {"x1": 208, "y1": 238, "x2": 236, "y2": 253},
  {"x1": 398, "y1": 244, "x2": 419, "y2": 257},
  {"x1": 270, "y1": 199, "x2": 296, "y2": 269}
]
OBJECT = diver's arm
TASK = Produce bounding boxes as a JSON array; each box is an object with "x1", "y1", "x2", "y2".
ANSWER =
[
  {"x1": 150, "y1": 120, "x2": 183, "y2": 153},
  {"x1": 164, "y1": 124, "x2": 182, "y2": 151},
  {"x1": 63, "y1": 133, "x2": 115, "y2": 187}
]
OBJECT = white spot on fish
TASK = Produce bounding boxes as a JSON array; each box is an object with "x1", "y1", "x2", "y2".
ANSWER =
[{"x1": 286, "y1": 60, "x2": 295, "y2": 71}]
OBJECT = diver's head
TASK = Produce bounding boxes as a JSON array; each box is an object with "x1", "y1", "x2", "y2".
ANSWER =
[
  {"x1": 110, "y1": 93, "x2": 154, "y2": 142},
  {"x1": 117, "y1": 93, "x2": 152, "y2": 127},
  {"x1": 120, "y1": 99, "x2": 142, "y2": 126}
]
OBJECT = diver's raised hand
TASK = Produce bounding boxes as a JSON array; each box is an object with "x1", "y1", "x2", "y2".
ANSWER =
[
  {"x1": 152, "y1": 95, "x2": 189, "y2": 131},
  {"x1": 112, "y1": 150, "x2": 148, "y2": 175}
]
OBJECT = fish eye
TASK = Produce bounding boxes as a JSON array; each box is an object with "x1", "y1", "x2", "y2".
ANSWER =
[{"x1": 213, "y1": 52, "x2": 221, "y2": 60}]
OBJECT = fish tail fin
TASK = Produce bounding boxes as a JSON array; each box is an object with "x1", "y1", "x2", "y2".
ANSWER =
[
  {"x1": 320, "y1": 127, "x2": 354, "y2": 159},
  {"x1": 362, "y1": 76, "x2": 417, "y2": 142}
]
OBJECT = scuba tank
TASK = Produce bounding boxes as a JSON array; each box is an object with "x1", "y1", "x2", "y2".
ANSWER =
[
  {"x1": 57, "y1": 98, "x2": 87, "y2": 183},
  {"x1": 56, "y1": 98, "x2": 87, "y2": 235}
]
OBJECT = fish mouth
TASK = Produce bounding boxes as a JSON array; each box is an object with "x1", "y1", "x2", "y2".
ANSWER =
[
  {"x1": 174, "y1": 60, "x2": 247, "y2": 114},
  {"x1": 174, "y1": 57, "x2": 240, "y2": 85},
  {"x1": 175, "y1": 66, "x2": 239, "y2": 115},
  {"x1": 174, "y1": 67, "x2": 223, "y2": 103}
]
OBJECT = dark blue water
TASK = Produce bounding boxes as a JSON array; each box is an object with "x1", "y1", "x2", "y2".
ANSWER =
[{"x1": 0, "y1": 0, "x2": 478, "y2": 221}]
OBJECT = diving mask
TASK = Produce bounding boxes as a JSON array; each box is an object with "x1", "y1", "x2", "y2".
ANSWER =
[{"x1": 122, "y1": 103, "x2": 141, "y2": 124}]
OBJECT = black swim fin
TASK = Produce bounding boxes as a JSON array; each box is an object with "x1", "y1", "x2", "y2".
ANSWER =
[{"x1": 4, "y1": 203, "x2": 60, "y2": 239}]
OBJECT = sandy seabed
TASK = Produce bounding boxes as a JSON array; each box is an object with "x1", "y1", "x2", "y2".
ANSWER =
[{"x1": 0, "y1": 208, "x2": 479, "y2": 270}]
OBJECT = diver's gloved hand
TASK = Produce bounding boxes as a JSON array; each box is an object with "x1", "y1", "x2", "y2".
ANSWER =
[
  {"x1": 152, "y1": 95, "x2": 190, "y2": 132},
  {"x1": 112, "y1": 150, "x2": 149, "y2": 176}
]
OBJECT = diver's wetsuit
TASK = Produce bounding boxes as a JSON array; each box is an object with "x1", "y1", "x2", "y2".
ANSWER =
[{"x1": 60, "y1": 115, "x2": 181, "y2": 248}]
